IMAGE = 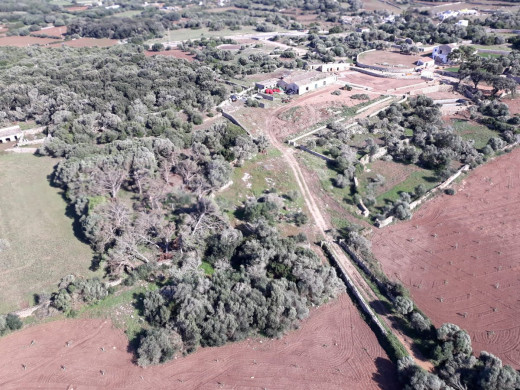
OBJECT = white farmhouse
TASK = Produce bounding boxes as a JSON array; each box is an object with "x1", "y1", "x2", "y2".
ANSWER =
[
  {"x1": 432, "y1": 44, "x2": 455, "y2": 64},
  {"x1": 277, "y1": 71, "x2": 337, "y2": 95},
  {"x1": 457, "y1": 20, "x2": 469, "y2": 27}
]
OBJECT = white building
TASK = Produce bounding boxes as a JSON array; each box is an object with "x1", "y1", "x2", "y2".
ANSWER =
[
  {"x1": 432, "y1": 44, "x2": 455, "y2": 64},
  {"x1": 457, "y1": 20, "x2": 469, "y2": 27},
  {"x1": 438, "y1": 10, "x2": 459, "y2": 21},
  {"x1": 277, "y1": 71, "x2": 337, "y2": 95},
  {"x1": 307, "y1": 62, "x2": 350, "y2": 72},
  {"x1": 459, "y1": 9, "x2": 478, "y2": 16},
  {"x1": 255, "y1": 78, "x2": 280, "y2": 90}
]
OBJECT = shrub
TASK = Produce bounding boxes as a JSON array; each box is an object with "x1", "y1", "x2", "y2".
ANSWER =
[
  {"x1": 292, "y1": 212, "x2": 308, "y2": 226},
  {"x1": 394, "y1": 296, "x2": 414, "y2": 315},
  {"x1": 444, "y1": 188, "x2": 456, "y2": 195},
  {"x1": 351, "y1": 93, "x2": 370, "y2": 100},
  {"x1": 137, "y1": 328, "x2": 181, "y2": 366}
]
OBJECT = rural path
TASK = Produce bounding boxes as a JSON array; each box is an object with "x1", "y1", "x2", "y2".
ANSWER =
[{"x1": 262, "y1": 97, "x2": 434, "y2": 371}]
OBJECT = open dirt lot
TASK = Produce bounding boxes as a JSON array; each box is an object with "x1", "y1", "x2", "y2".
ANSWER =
[
  {"x1": 231, "y1": 85, "x2": 381, "y2": 140},
  {"x1": 339, "y1": 71, "x2": 426, "y2": 93},
  {"x1": 0, "y1": 154, "x2": 95, "y2": 313},
  {"x1": 358, "y1": 51, "x2": 428, "y2": 69},
  {"x1": 372, "y1": 148, "x2": 520, "y2": 369},
  {"x1": 145, "y1": 49, "x2": 195, "y2": 61},
  {"x1": 0, "y1": 294, "x2": 397, "y2": 390}
]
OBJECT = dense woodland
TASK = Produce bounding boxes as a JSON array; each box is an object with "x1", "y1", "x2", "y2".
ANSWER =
[{"x1": 0, "y1": 43, "x2": 340, "y2": 367}]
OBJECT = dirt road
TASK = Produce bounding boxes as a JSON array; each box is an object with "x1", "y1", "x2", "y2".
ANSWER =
[{"x1": 260, "y1": 93, "x2": 434, "y2": 371}]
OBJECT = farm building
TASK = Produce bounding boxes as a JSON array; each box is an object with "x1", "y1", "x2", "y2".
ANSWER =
[
  {"x1": 277, "y1": 71, "x2": 337, "y2": 95},
  {"x1": 432, "y1": 44, "x2": 456, "y2": 64},
  {"x1": 255, "y1": 78, "x2": 280, "y2": 90},
  {"x1": 307, "y1": 62, "x2": 350, "y2": 72},
  {"x1": 457, "y1": 19, "x2": 469, "y2": 27},
  {"x1": 0, "y1": 125, "x2": 22, "y2": 143}
]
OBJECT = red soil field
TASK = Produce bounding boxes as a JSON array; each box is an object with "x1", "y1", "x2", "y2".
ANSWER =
[
  {"x1": 145, "y1": 49, "x2": 195, "y2": 62},
  {"x1": 48, "y1": 38, "x2": 119, "y2": 48},
  {"x1": 0, "y1": 36, "x2": 59, "y2": 47},
  {"x1": 30, "y1": 26, "x2": 67, "y2": 37},
  {"x1": 505, "y1": 97, "x2": 520, "y2": 116},
  {"x1": 0, "y1": 294, "x2": 397, "y2": 390},
  {"x1": 372, "y1": 148, "x2": 520, "y2": 368}
]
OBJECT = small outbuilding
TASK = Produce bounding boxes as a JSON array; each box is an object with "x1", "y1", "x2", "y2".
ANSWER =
[
  {"x1": 255, "y1": 78, "x2": 280, "y2": 90},
  {"x1": 0, "y1": 125, "x2": 22, "y2": 143}
]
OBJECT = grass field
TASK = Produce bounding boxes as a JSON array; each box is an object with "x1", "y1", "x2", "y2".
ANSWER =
[
  {"x1": 375, "y1": 168, "x2": 437, "y2": 205},
  {"x1": 217, "y1": 147, "x2": 305, "y2": 225},
  {"x1": 146, "y1": 25, "x2": 263, "y2": 44},
  {"x1": 452, "y1": 118, "x2": 497, "y2": 150},
  {"x1": 0, "y1": 153, "x2": 96, "y2": 313}
]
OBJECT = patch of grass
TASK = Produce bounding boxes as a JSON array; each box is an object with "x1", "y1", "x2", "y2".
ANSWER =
[
  {"x1": 217, "y1": 147, "x2": 305, "y2": 223},
  {"x1": 452, "y1": 118, "x2": 497, "y2": 150},
  {"x1": 444, "y1": 67, "x2": 459, "y2": 73},
  {"x1": 18, "y1": 121, "x2": 36, "y2": 130},
  {"x1": 376, "y1": 169, "x2": 437, "y2": 205},
  {"x1": 113, "y1": 10, "x2": 142, "y2": 18},
  {"x1": 78, "y1": 284, "x2": 155, "y2": 342},
  {"x1": 200, "y1": 261, "x2": 215, "y2": 276},
  {"x1": 146, "y1": 25, "x2": 263, "y2": 44},
  {"x1": 0, "y1": 153, "x2": 97, "y2": 313},
  {"x1": 477, "y1": 52, "x2": 502, "y2": 59},
  {"x1": 297, "y1": 152, "x2": 359, "y2": 214}
]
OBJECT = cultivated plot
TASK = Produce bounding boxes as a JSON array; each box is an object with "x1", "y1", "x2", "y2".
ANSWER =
[
  {"x1": 0, "y1": 294, "x2": 397, "y2": 390},
  {"x1": 372, "y1": 148, "x2": 520, "y2": 368}
]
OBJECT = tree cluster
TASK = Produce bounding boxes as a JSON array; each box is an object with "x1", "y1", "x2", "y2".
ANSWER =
[{"x1": 137, "y1": 219, "x2": 342, "y2": 363}]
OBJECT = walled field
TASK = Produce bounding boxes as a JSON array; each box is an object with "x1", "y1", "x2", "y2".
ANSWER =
[
  {"x1": 0, "y1": 294, "x2": 397, "y2": 390},
  {"x1": 358, "y1": 160, "x2": 437, "y2": 205},
  {"x1": 0, "y1": 36, "x2": 59, "y2": 47},
  {"x1": 0, "y1": 153, "x2": 95, "y2": 313},
  {"x1": 372, "y1": 148, "x2": 520, "y2": 368},
  {"x1": 358, "y1": 50, "x2": 427, "y2": 69},
  {"x1": 145, "y1": 49, "x2": 195, "y2": 62},
  {"x1": 48, "y1": 38, "x2": 119, "y2": 48},
  {"x1": 339, "y1": 71, "x2": 425, "y2": 93},
  {"x1": 30, "y1": 26, "x2": 67, "y2": 37}
]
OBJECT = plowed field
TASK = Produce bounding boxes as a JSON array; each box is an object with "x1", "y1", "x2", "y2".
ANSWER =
[
  {"x1": 0, "y1": 294, "x2": 397, "y2": 389},
  {"x1": 373, "y1": 148, "x2": 520, "y2": 368}
]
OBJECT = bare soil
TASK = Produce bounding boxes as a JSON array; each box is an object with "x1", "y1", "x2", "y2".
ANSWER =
[
  {"x1": 145, "y1": 49, "x2": 195, "y2": 61},
  {"x1": 372, "y1": 148, "x2": 520, "y2": 368},
  {"x1": 30, "y1": 26, "x2": 67, "y2": 37},
  {"x1": 504, "y1": 96, "x2": 520, "y2": 116},
  {"x1": 234, "y1": 85, "x2": 380, "y2": 141},
  {"x1": 0, "y1": 36, "x2": 59, "y2": 47},
  {"x1": 0, "y1": 295, "x2": 397, "y2": 390},
  {"x1": 339, "y1": 71, "x2": 425, "y2": 93}
]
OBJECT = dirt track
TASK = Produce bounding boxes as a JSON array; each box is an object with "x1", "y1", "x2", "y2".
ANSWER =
[
  {"x1": 254, "y1": 89, "x2": 433, "y2": 370},
  {"x1": 373, "y1": 148, "x2": 520, "y2": 369},
  {"x1": 0, "y1": 295, "x2": 397, "y2": 390}
]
